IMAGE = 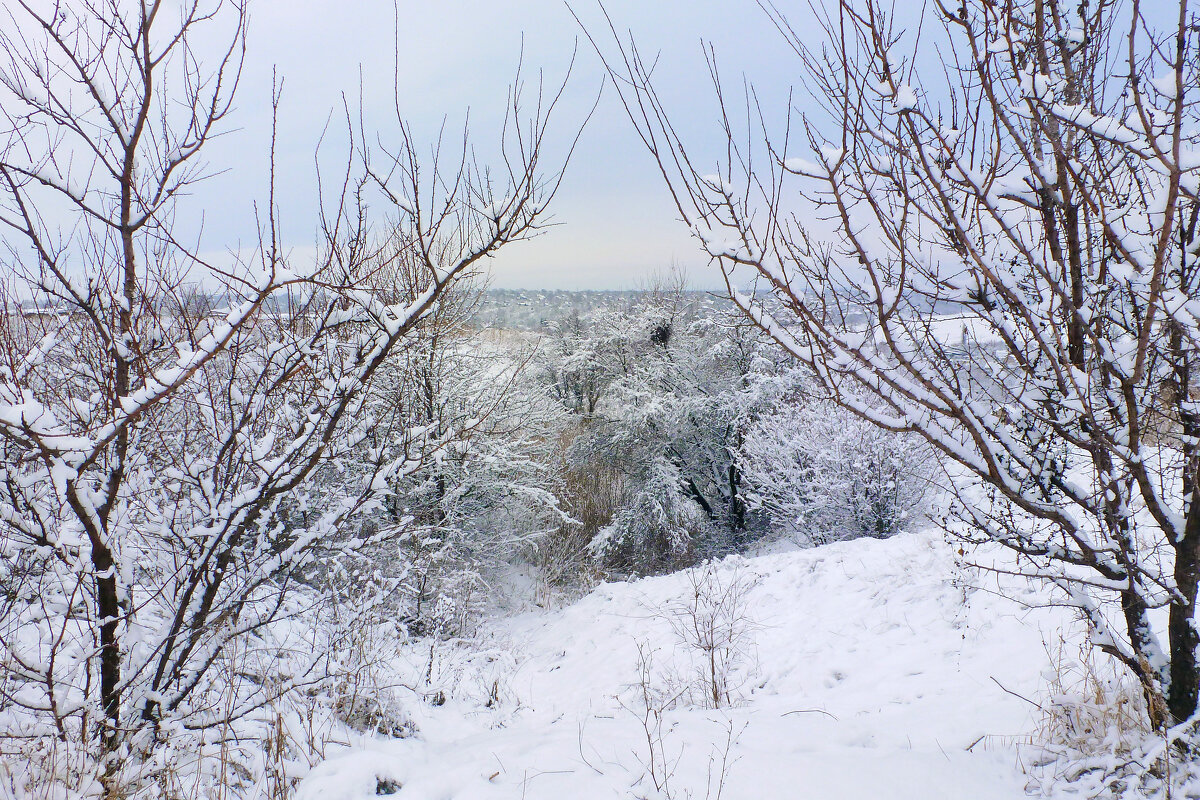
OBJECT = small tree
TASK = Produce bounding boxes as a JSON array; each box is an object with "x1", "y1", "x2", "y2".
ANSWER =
[
  {"x1": 377, "y1": 276, "x2": 573, "y2": 630},
  {"x1": 0, "y1": 0, "x2": 575, "y2": 789},
  {"x1": 589, "y1": 0, "x2": 1200, "y2": 728}
]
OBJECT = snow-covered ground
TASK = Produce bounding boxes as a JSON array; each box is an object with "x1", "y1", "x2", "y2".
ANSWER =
[{"x1": 297, "y1": 531, "x2": 1078, "y2": 799}]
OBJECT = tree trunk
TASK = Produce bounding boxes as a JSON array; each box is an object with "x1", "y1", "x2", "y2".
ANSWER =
[
  {"x1": 685, "y1": 477, "x2": 714, "y2": 520},
  {"x1": 1168, "y1": 507, "x2": 1200, "y2": 723},
  {"x1": 728, "y1": 463, "x2": 745, "y2": 532},
  {"x1": 95, "y1": 547, "x2": 122, "y2": 750}
]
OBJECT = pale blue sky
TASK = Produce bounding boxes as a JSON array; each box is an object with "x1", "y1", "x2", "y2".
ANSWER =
[{"x1": 195, "y1": 0, "x2": 814, "y2": 290}]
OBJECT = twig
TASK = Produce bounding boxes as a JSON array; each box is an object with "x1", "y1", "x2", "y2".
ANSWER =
[
  {"x1": 990, "y1": 676, "x2": 1044, "y2": 710},
  {"x1": 782, "y1": 708, "x2": 838, "y2": 720}
]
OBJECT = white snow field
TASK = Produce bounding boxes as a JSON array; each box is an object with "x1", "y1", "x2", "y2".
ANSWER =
[{"x1": 297, "y1": 531, "x2": 1077, "y2": 799}]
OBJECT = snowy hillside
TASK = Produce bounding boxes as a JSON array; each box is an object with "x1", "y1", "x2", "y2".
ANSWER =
[{"x1": 297, "y1": 532, "x2": 1075, "y2": 799}]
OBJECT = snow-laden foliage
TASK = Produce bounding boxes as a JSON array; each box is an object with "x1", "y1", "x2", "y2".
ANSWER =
[
  {"x1": 538, "y1": 284, "x2": 931, "y2": 574},
  {"x1": 739, "y1": 396, "x2": 934, "y2": 544},
  {"x1": 540, "y1": 287, "x2": 777, "y2": 574},
  {"x1": 360, "y1": 289, "x2": 573, "y2": 633},
  {"x1": 539, "y1": 283, "x2": 918, "y2": 574}
]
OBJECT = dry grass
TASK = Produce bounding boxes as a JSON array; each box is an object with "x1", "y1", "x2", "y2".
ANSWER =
[
  {"x1": 1020, "y1": 635, "x2": 1200, "y2": 798},
  {"x1": 1035, "y1": 636, "x2": 1150, "y2": 757}
]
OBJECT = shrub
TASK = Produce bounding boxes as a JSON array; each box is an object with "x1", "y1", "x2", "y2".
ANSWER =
[{"x1": 739, "y1": 399, "x2": 934, "y2": 544}]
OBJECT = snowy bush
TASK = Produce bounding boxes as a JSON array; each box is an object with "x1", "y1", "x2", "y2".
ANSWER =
[
  {"x1": 589, "y1": 457, "x2": 716, "y2": 576},
  {"x1": 545, "y1": 280, "x2": 802, "y2": 575},
  {"x1": 664, "y1": 560, "x2": 760, "y2": 709},
  {"x1": 531, "y1": 449, "x2": 620, "y2": 596},
  {"x1": 370, "y1": 306, "x2": 573, "y2": 632},
  {"x1": 1025, "y1": 636, "x2": 1200, "y2": 799},
  {"x1": 739, "y1": 399, "x2": 935, "y2": 544}
]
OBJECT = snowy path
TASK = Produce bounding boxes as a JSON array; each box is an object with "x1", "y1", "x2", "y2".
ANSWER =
[{"x1": 299, "y1": 533, "x2": 1071, "y2": 799}]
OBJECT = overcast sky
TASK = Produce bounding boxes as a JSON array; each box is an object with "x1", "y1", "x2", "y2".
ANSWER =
[{"x1": 192, "y1": 0, "x2": 814, "y2": 290}]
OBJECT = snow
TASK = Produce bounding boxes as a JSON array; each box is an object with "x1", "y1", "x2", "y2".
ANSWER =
[
  {"x1": 701, "y1": 174, "x2": 733, "y2": 194},
  {"x1": 1150, "y1": 72, "x2": 1180, "y2": 99},
  {"x1": 783, "y1": 157, "x2": 821, "y2": 175},
  {"x1": 296, "y1": 532, "x2": 1071, "y2": 799},
  {"x1": 891, "y1": 84, "x2": 918, "y2": 112}
]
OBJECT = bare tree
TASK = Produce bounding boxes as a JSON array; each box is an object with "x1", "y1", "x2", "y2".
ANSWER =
[
  {"x1": 584, "y1": 0, "x2": 1200, "y2": 728},
  {"x1": 0, "y1": 0, "x2": 579, "y2": 789}
]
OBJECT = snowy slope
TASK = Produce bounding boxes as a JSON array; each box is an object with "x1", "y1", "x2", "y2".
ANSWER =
[{"x1": 297, "y1": 532, "x2": 1075, "y2": 799}]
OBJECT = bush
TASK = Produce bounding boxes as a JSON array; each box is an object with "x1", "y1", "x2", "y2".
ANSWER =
[
  {"x1": 739, "y1": 398, "x2": 934, "y2": 544},
  {"x1": 589, "y1": 459, "x2": 713, "y2": 576}
]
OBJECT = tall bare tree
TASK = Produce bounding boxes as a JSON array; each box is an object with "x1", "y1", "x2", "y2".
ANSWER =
[{"x1": 585, "y1": 0, "x2": 1200, "y2": 728}]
